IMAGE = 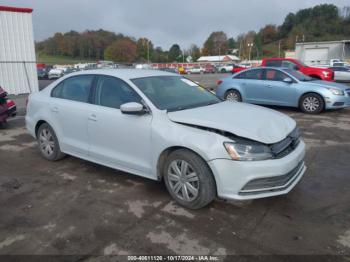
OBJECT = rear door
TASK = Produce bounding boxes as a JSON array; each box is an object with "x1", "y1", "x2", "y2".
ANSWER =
[
  {"x1": 235, "y1": 69, "x2": 266, "y2": 103},
  {"x1": 50, "y1": 75, "x2": 94, "y2": 156}
]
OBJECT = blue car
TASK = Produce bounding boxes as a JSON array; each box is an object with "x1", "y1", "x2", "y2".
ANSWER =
[{"x1": 216, "y1": 67, "x2": 350, "y2": 114}]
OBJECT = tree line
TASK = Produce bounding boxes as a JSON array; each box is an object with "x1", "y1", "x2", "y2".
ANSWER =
[{"x1": 36, "y1": 4, "x2": 350, "y2": 63}]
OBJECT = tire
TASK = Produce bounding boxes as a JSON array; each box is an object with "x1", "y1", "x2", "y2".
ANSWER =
[
  {"x1": 37, "y1": 123, "x2": 65, "y2": 161},
  {"x1": 221, "y1": 69, "x2": 226, "y2": 73},
  {"x1": 163, "y1": 149, "x2": 216, "y2": 209},
  {"x1": 299, "y1": 93, "x2": 324, "y2": 114},
  {"x1": 225, "y1": 89, "x2": 242, "y2": 102}
]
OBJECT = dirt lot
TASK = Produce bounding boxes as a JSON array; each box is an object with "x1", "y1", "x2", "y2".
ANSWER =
[{"x1": 1, "y1": 75, "x2": 350, "y2": 259}]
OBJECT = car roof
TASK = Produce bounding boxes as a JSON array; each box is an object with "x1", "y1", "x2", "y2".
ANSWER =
[
  {"x1": 66, "y1": 69, "x2": 178, "y2": 80},
  {"x1": 242, "y1": 66, "x2": 290, "y2": 71}
]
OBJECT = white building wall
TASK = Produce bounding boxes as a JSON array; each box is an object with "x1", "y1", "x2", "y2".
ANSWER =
[{"x1": 0, "y1": 8, "x2": 38, "y2": 95}]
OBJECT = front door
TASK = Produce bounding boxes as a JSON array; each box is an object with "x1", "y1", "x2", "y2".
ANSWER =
[
  {"x1": 87, "y1": 75, "x2": 153, "y2": 177},
  {"x1": 263, "y1": 69, "x2": 297, "y2": 106}
]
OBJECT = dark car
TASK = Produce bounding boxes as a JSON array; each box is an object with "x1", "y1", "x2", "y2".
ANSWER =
[
  {"x1": 159, "y1": 68, "x2": 178, "y2": 74},
  {"x1": 37, "y1": 68, "x2": 48, "y2": 80},
  {"x1": 204, "y1": 64, "x2": 215, "y2": 74}
]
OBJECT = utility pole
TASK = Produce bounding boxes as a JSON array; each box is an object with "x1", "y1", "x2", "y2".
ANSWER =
[
  {"x1": 147, "y1": 39, "x2": 150, "y2": 64},
  {"x1": 278, "y1": 40, "x2": 281, "y2": 58}
]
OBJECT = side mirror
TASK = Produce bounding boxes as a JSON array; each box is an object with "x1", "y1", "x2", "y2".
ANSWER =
[
  {"x1": 120, "y1": 102, "x2": 146, "y2": 115},
  {"x1": 283, "y1": 77, "x2": 293, "y2": 84}
]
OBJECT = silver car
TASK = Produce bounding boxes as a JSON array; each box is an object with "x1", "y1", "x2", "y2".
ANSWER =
[{"x1": 26, "y1": 70, "x2": 306, "y2": 209}]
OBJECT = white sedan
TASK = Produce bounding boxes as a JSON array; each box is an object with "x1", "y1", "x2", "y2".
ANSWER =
[
  {"x1": 48, "y1": 68, "x2": 64, "y2": 80},
  {"x1": 330, "y1": 66, "x2": 350, "y2": 82},
  {"x1": 26, "y1": 69, "x2": 306, "y2": 209}
]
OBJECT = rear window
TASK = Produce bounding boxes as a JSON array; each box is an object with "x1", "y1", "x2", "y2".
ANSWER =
[
  {"x1": 265, "y1": 60, "x2": 282, "y2": 67},
  {"x1": 51, "y1": 75, "x2": 94, "y2": 103}
]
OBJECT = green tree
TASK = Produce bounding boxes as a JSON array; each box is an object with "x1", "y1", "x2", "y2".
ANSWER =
[
  {"x1": 202, "y1": 31, "x2": 228, "y2": 56},
  {"x1": 188, "y1": 44, "x2": 201, "y2": 61},
  {"x1": 136, "y1": 38, "x2": 153, "y2": 62},
  {"x1": 168, "y1": 44, "x2": 181, "y2": 62},
  {"x1": 104, "y1": 38, "x2": 137, "y2": 62}
]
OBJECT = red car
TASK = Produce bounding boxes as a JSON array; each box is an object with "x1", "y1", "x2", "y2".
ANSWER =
[
  {"x1": 231, "y1": 65, "x2": 246, "y2": 74},
  {"x1": 0, "y1": 86, "x2": 17, "y2": 126},
  {"x1": 204, "y1": 64, "x2": 216, "y2": 74},
  {"x1": 7, "y1": 99, "x2": 17, "y2": 117},
  {"x1": 261, "y1": 58, "x2": 334, "y2": 81}
]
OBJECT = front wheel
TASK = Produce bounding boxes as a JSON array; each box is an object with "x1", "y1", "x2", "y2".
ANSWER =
[
  {"x1": 163, "y1": 150, "x2": 216, "y2": 209},
  {"x1": 300, "y1": 93, "x2": 324, "y2": 114},
  {"x1": 225, "y1": 90, "x2": 242, "y2": 102}
]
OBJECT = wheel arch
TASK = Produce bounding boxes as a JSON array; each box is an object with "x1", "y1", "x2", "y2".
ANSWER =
[
  {"x1": 299, "y1": 91, "x2": 326, "y2": 109},
  {"x1": 224, "y1": 88, "x2": 243, "y2": 100},
  {"x1": 309, "y1": 74, "x2": 322, "y2": 79},
  {"x1": 35, "y1": 120, "x2": 49, "y2": 138},
  {"x1": 156, "y1": 146, "x2": 217, "y2": 188}
]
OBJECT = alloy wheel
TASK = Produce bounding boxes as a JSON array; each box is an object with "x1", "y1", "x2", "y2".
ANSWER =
[
  {"x1": 167, "y1": 160, "x2": 199, "y2": 202},
  {"x1": 39, "y1": 128, "x2": 55, "y2": 157},
  {"x1": 303, "y1": 96, "x2": 320, "y2": 112},
  {"x1": 226, "y1": 91, "x2": 240, "y2": 102}
]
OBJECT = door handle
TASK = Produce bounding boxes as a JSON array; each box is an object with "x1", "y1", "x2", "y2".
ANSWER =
[
  {"x1": 51, "y1": 107, "x2": 59, "y2": 113},
  {"x1": 88, "y1": 114, "x2": 97, "y2": 122}
]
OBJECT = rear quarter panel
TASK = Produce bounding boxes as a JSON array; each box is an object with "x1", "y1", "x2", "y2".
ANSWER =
[{"x1": 216, "y1": 77, "x2": 245, "y2": 100}]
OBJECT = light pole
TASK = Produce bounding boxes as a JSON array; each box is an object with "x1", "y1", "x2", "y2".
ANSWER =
[
  {"x1": 248, "y1": 43, "x2": 254, "y2": 62},
  {"x1": 278, "y1": 40, "x2": 281, "y2": 58}
]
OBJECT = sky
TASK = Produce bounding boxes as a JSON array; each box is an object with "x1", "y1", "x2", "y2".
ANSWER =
[{"x1": 2, "y1": 0, "x2": 349, "y2": 49}]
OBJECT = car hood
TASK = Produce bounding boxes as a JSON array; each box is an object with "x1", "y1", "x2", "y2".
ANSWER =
[
  {"x1": 304, "y1": 80, "x2": 350, "y2": 90},
  {"x1": 167, "y1": 101, "x2": 296, "y2": 144}
]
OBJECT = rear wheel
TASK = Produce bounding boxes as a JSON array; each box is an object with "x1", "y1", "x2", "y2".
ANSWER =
[
  {"x1": 163, "y1": 149, "x2": 216, "y2": 209},
  {"x1": 300, "y1": 93, "x2": 324, "y2": 114},
  {"x1": 221, "y1": 69, "x2": 227, "y2": 73},
  {"x1": 37, "y1": 123, "x2": 65, "y2": 161},
  {"x1": 225, "y1": 90, "x2": 242, "y2": 102}
]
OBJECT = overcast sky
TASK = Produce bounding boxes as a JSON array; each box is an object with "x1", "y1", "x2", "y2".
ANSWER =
[{"x1": 3, "y1": 0, "x2": 349, "y2": 49}]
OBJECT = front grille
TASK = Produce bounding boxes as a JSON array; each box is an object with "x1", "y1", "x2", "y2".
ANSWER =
[
  {"x1": 239, "y1": 161, "x2": 304, "y2": 195},
  {"x1": 270, "y1": 127, "x2": 300, "y2": 159}
]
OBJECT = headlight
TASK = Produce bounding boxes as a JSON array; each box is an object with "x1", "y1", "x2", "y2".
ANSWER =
[
  {"x1": 322, "y1": 71, "x2": 329, "y2": 77},
  {"x1": 224, "y1": 140, "x2": 273, "y2": 161},
  {"x1": 328, "y1": 88, "x2": 344, "y2": 96}
]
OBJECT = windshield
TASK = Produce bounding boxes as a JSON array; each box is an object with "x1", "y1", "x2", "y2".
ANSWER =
[
  {"x1": 132, "y1": 76, "x2": 221, "y2": 111},
  {"x1": 284, "y1": 69, "x2": 314, "y2": 81}
]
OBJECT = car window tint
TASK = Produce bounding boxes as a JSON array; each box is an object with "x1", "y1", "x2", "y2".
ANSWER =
[
  {"x1": 95, "y1": 76, "x2": 141, "y2": 109},
  {"x1": 282, "y1": 61, "x2": 297, "y2": 70},
  {"x1": 58, "y1": 76, "x2": 94, "y2": 102},
  {"x1": 265, "y1": 69, "x2": 287, "y2": 81},
  {"x1": 265, "y1": 60, "x2": 282, "y2": 67},
  {"x1": 51, "y1": 81, "x2": 64, "y2": 98},
  {"x1": 235, "y1": 69, "x2": 263, "y2": 80}
]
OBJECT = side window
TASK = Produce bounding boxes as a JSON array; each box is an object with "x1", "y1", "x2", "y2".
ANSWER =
[
  {"x1": 265, "y1": 60, "x2": 282, "y2": 67},
  {"x1": 52, "y1": 75, "x2": 94, "y2": 102},
  {"x1": 245, "y1": 69, "x2": 264, "y2": 80},
  {"x1": 265, "y1": 69, "x2": 288, "y2": 81},
  {"x1": 234, "y1": 71, "x2": 247, "y2": 79},
  {"x1": 94, "y1": 76, "x2": 141, "y2": 109},
  {"x1": 282, "y1": 61, "x2": 296, "y2": 70},
  {"x1": 51, "y1": 81, "x2": 64, "y2": 98}
]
